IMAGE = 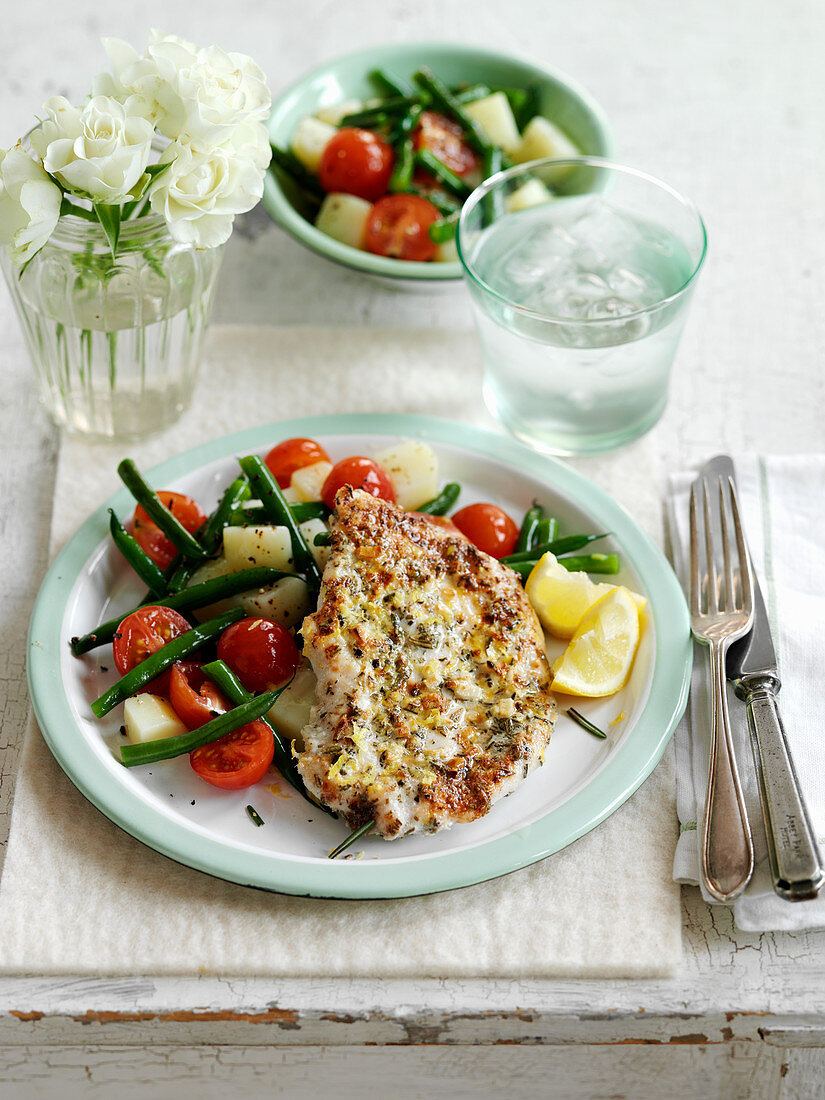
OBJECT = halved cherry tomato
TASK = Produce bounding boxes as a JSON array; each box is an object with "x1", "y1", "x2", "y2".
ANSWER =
[
  {"x1": 169, "y1": 662, "x2": 229, "y2": 730},
  {"x1": 189, "y1": 720, "x2": 274, "y2": 790},
  {"x1": 132, "y1": 491, "x2": 208, "y2": 571},
  {"x1": 321, "y1": 456, "x2": 396, "y2": 510},
  {"x1": 365, "y1": 194, "x2": 440, "y2": 262},
  {"x1": 264, "y1": 437, "x2": 331, "y2": 489},
  {"x1": 112, "y1": 606, "x2": 193, "y2": 695},
  {"x1": 217, "y1": 617, "x2": 301, "y2": 694},
  {"x1": 415, "y1": 110, "x2": 480, "y2": 177},
  {"x1": 451, "y1": 503, "x2": 519, "y2": 559},
  {"x1": 318, "y1": 128, "x2": 394, "y2": 201}
]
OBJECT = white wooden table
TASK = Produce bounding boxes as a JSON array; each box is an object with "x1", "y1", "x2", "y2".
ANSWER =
[{"x1": 2, "y1": 1, "x2": 825, "y2": 1096}]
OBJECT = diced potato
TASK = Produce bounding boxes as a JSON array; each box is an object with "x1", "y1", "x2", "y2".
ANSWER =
[
  {"x1": 239, "y1": 575, "x2": 311, "y2": 628},
  {"x1": 316, "y1": 99, "x2": 362, "y2": 126},
  {"x1": 290, "y1": 460, "x2": 332, "y2": 502},
  {"x1": 123, "y1": 694, "x2": 188, "y2": 745},
  {"x1": 188, "y1": 554, "x2": 235, "y2": 586},
  {"x1": 463, "y1": 92, "x2": 521, "y2": 154},
  {"x1": 315, "y1": 193, "x2": 373, "y2": 249},
  {"x1": 513, "y1": 116, "x2": 579, "y2": 166},
  {"x1": 373, "y1": 441, "x2": 439, "y2": 510},
  {"x1": 298, "y1": 518, "x2": 331, "y2": 569},
  {"x1": 291, "y1": 115, "x2": 337, "y2": 173},
  {"x1": 281, "y1": 485, "x2": 302, "y2": 504},
  {"x1": 435, "y1": 238, "x2": 458, "y2": 263},
  {"x1": 223, "y1": 525, "x2": 296, "y2": 574},
  {"x1": 505, "y1": 178, "x2": 554, "y2": 213},
  {"x1": 268, "y1": 661, "x2": 318, "y2": 745}
]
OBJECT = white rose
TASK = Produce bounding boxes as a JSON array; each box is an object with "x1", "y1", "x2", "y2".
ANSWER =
[
  {"x1": 30, "y1": 95, "x2": 154, "y2": 204},
  {"x1": 143, "y1": 31, "x2": 271, "y2": 143},
  {"x1": 0, "y1": 144, "x2": 62, "y2": 262},
  {"x1": 223, "y1": 120, "x2": 272, "y2": 171},
  {"x1": 149, "y1": 140, "x2": 264, "y2": 248}
]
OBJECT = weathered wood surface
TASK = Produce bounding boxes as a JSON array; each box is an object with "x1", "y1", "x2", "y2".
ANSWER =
[{"x1": 2, "y1": 0, "x2": 825, "y2": 1095}]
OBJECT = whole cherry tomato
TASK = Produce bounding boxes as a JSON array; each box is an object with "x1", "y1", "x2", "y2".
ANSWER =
[
  {"x1": 365, "y1": 194, "x2": 440, "y2": 262},
  {"x1": 321, "y1": 456, "x2": 396, "y2": 510},
  {"x1": 217, "y1": 617, "x2": 301, "y2": 694},
  {"x1": 319, "y1": 128, "x2": 394, "y2": 201},
  {"x1": 132, "y1": 491, "x2": 207, "y2": 571},
  {"x1": 112, "y1": 606, "x2": 193, "y2": 695},
  {"x1": 451, "y1": 503, "x2": 520, "y2": 559},
  {"x1": 264, "y1": 437, "x2": 331, "y2": 489},
  {"x1": 189, "y1": 720, "x2": 274, "y2": 790}
]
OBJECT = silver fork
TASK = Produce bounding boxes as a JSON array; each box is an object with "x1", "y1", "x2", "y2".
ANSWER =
[{"x1": 689, "y1": 476, "x2": 755, "y2": 902}]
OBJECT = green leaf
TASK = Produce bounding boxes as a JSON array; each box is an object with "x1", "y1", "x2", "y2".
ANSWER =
[
  {"x1": 93, "y1": 202, "x2": 122, "y2": 258},
  {"x1": 59, "y1": 198, "x2": 97, "y2": 222}
]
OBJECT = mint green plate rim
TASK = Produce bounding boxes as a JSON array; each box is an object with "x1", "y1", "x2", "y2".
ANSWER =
[
  {"x1": 262, "y1": 41, "x2": 616, "y2": 282},
  {"x1": 27, "y1": 414, "x2": 690, "y2": 899}
]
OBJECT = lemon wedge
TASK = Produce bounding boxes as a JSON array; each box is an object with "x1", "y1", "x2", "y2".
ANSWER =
[
  {"x1": 550, "y1": 586, "x2": 642, "y2": 697},
  {"x1": 525, "y1": 552, "x2": 646, "y2": 640}
]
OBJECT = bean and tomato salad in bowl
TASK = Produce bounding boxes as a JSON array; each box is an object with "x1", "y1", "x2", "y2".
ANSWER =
[
  {"x1": 74, "y1": 435, "x2": 618, "y2": 835},
  {"x1": 270, "y1": 66, "x2": 580, "y2": 264}
]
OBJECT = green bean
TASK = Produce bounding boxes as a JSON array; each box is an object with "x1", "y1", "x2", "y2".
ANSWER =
[
  {"x1": 417, "y1": 482, "x2": 461, "y2": 515},
  {"x1": 515, "y1": 505, "x2": 543, "y2": 554},
  {"x1": 237, "y1": 501, "x2": 330, "y2": 526},
  {"x1": 166, "y1": 477, "x2": 251, "y2": 592},
  {"x1": 70, "y1": 567, "x2": 289, "y2": 657},
  {"x1": 238, "y1": 456, "x2": 322, "y2": 589},
  {"x1": 508, "y1": 85, "x2": 538, "y2": 130},
  {"x1": 452, "y1": 83, "x2": 493, "y2": 104},
  {"x1": 120, "y1": 690, "x2": 278, "y2": 768},
  {"x1": 428, "y1": 211, "x2": 460, "y2": 244},
  {"x1": 369, "y1": 69, "x2": 408, "y2": 98},
  {"x1": 269, "y1": 146, "x2": 325, "y2": 202},
  {"x1": 201, "y1": 659, "x2": 328, "y2": 810},
  {"x1": 413, "y1": 68, "x2": 491, "y2": 155},
  {"x1": 389, "y1": 102, "x2": 424, "y2": 144},
  {"x1": 503, "y1": 532, "x2": 609, "y2": 565},
  {"x1": 389, "y1": 137, "x2": 416, "y2": 192},
  {"x1": 506, "y1": 551, "x2": 620, "y2": 578},
  {"x1": 414, "y1": 149, "x2": 471, "y2": 198},
  {"x1": 117, "y1": 459, "x2": 208, "y2": 562},
  {"x1": 481, "y1": 145, "x2": 504, "y2": 228},
  {"x1": 108, "y1": 510, "x2": 167, "y2": 595},
  {"x1": 533, "y1": 516, "x2": 558, "y2": 546},
  {"x1": 313, "y1": 531, "x2": 331, "y2": 547},
  {"x1": 340, "y1": 96, "x2": 419, "y2": 127},
  {"x1": 91, "y1": 608, "x2": 244, "y2": 718},
  {"x1": 558, "y1": 553, "x2": 620, "y2": 574},
  {"x1": 405, "y1": 185, "x2": 460, "y2": 216}
]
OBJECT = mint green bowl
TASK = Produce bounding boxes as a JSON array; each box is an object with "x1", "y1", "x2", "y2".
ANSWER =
[{"x1": 263, "y1": 43, "x2": 615, "y2": 282}]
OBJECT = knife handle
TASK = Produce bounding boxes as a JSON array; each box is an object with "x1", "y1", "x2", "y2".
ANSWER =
[{"x1": 742, "y1": 678, "x2": 825, "y2": 901}]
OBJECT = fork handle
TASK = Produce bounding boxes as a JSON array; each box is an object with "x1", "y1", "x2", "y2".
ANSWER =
[
  {"x1": 739, "y1": 676, "x2": 825, "y2": 901},
  {"x1": 702, "y1": 641, "x2": 754, "y2": 901}
]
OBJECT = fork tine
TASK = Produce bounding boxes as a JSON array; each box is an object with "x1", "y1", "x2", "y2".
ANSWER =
[
  {"x1": 728, "y1": 476, "x2": 753, "y2": 616},
  {"x1": 689, "y1": 483, "x2": 702, "y2": 616},
  {"x1": 702, "y1": 479, "x2": 719, "y2": 613},
  {"x1": 718, "y1": 480, "x2": 735, "y2": 612}
]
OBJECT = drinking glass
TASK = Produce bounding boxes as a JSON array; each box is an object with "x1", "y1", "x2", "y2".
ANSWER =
[{"x1": 457, "y1": 157, "x2": 707, "y2": 455}]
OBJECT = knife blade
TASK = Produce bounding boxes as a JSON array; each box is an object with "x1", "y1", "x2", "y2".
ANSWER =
[{"x1": 701, "y1": 455, "x2": 823, "y2": 901}]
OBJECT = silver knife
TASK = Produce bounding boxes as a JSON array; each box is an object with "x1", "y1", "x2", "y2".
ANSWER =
[{"x1": 703, "y1": 455, "x2": 824, "y2": 901}]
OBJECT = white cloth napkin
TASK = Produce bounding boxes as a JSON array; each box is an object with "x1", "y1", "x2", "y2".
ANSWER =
[
  {"x1": 668, "y1": 455, "x2": 825, "y2": 931},
  {"x1": 0, "y1": 325, "x2": 682, "y2": 977}
]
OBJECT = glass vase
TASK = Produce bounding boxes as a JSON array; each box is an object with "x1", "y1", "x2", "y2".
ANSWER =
[{"x1": 1, "y1": 212, "x2": 225, "y2": 441}]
